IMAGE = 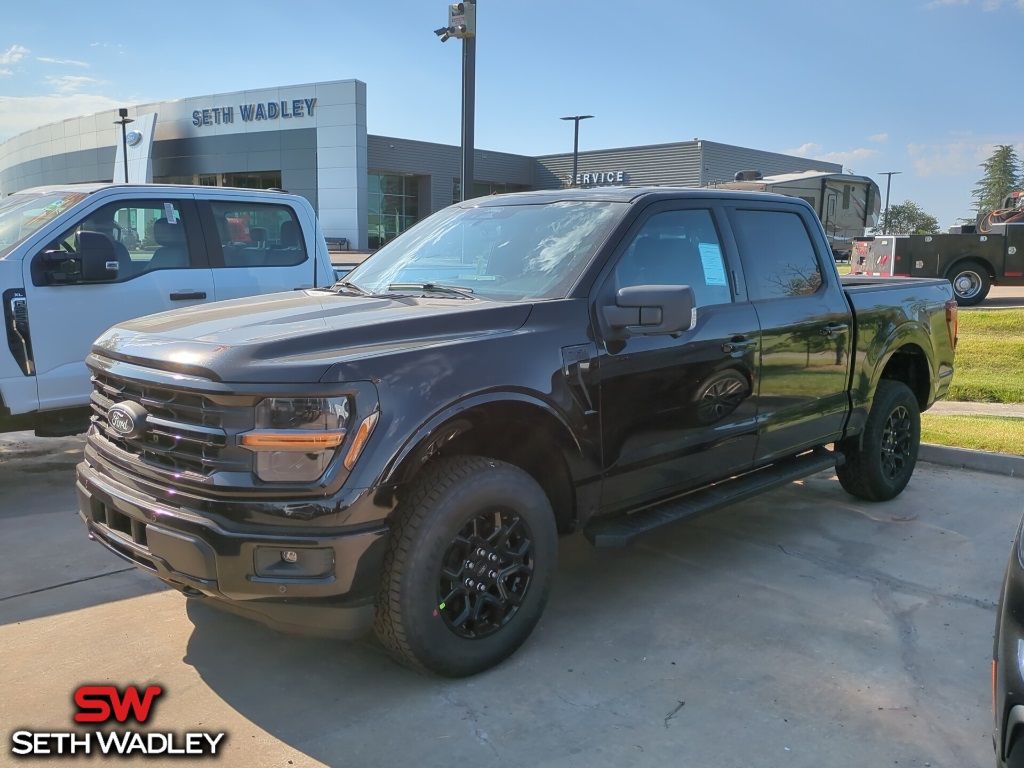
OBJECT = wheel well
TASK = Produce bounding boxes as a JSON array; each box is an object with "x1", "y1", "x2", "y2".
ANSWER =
[
  {"x1": 946, "y1": 256, "x2": 995, "y2": 280},
  {"x1": 879, "y1": 344, "x2": 929, "y2": 410},
  {"x1": 395, "y1": 402, "x2": 579, "y2": 534}
]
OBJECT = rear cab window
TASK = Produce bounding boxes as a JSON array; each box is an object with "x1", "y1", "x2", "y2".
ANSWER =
[
  {"x1": 207, "y1": 201, "x2": 307, "y2": 268},
  {"x1": 729, "y1": 208, "x2": 824, "y2": 300}
]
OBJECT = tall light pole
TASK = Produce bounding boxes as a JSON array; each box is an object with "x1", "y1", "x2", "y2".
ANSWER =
[
  {"x1": 114, "y1": 108, "x2": 134, "y2": 184},
  {"x1": 560, "y1": 115, "x2": 593, "y2": 188},
  {"x1": 435, "y1": 1, "x2": 476, "y2": 202},
  {"x1": 878, "y1": 170, "x2": 901, "y2": 234}
]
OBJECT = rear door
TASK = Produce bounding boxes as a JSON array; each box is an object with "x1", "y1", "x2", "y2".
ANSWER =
[
  {"x1": 593, "y1": 201, "x2": 762, "y2": 513},
  {"x1": 200, "y1": 199, "x2": 318, "y2": 300},
  {"x1": 723, "y1": 201, "x2": 854, "y2": 464},
  {"x1": 24, "y1": 194, "x2": 214, "y2": 413}
]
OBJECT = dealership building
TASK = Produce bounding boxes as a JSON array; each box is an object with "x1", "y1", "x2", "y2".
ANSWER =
[{"x1": 0, "y1": 79, "x2": 841, "y2": 250}]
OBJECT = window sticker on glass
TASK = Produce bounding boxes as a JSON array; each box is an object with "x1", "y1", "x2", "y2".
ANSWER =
[
  {"x1": 164, "y1": 203, "x2": 177, "y2": 224},
  {"x1": 698, "y1": 243, "x2": 728, "y2": 286}
]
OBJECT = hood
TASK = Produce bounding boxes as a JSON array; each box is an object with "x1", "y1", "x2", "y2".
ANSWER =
[{"x1": 91, "y1": 289, "x2": 533, "y2": 383}]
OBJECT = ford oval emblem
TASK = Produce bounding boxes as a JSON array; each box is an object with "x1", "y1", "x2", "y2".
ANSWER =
[
  {"x1": 126, "y1": 129, "x2": 143, "y2": 147},
  {"x1": 107, "y1": 402, "x2": 148, "y2": 439}
]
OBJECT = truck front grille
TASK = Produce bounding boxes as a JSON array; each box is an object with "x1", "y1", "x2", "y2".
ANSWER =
[{"x1": 89, "y1": 369, "x2": 254, "y2": 481}]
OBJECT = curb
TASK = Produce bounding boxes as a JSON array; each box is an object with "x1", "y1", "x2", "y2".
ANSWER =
[{"x1": 919, "y1": 443, "x2": 1024, "y2": 478}]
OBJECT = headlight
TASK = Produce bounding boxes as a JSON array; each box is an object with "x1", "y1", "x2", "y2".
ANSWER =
[{"x1": 240, "y1": 396, "x2": 351, "y2": 482}]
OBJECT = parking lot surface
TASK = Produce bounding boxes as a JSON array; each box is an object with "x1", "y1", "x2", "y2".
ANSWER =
[{"x1": 1, "y1": 431, "x2": 1020, "y2": 767}]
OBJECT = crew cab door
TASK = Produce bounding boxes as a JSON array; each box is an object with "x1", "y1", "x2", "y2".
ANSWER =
[
  {"x1": 199, "y1": 199, "x2": 320, "y2": 300},
  {"x1": 593, "y1": 203, "x2": 761, "y2": 513},
  {"x1": 723, "y1": 202, "x2": 853, "y2": 463},
  {"x1": 24, "y1": 196, "x2": 214, "y2": 413}
]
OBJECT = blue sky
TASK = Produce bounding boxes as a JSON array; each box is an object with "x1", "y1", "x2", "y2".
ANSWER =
[{"x1": 2, "y1": 0, "x2": 1022, "y2": 228}]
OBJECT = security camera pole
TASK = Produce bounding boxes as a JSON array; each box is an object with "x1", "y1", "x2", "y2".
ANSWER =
[{"x1": 435, "y1": 1, "x2": 476, "y2": 202}]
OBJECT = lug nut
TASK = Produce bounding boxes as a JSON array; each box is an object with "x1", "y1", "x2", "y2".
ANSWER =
[
  {"x1": 476, "y1": 583, "x2": 487, "y2": 592},
  {"x1": 476, "y1": 548, "x2": 487, "y2": 557},
  {"x1": 466, "y1": 560, "x2": 475, "y2": 569},
  {"x1": 465, "y1": 578, "x2": 475, "y2": 588},
  {"x1": 488, "y1": 570, "x2": 498, "y2": 579},
  {"x1": 488, "y1": 553, "x2": 498, "y2": 562}
]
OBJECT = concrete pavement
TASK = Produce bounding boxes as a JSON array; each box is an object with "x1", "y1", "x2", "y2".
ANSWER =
[{"x1": 1, "y1": 431, "x2": 1021, "y2": 768}]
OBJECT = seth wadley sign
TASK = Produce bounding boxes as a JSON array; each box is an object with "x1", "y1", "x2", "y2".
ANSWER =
[{"x1": 192, "y1": 98, "x2": 318, "y2": 127}]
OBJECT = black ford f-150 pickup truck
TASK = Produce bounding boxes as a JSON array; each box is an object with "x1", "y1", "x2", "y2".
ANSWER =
[{"x1": 76, "y1": 187, "x2": 957, "y2": 676}]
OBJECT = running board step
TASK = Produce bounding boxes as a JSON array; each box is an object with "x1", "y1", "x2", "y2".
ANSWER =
[{"x1": 584, "y1": 448, "x2": 839, "y2": 548}]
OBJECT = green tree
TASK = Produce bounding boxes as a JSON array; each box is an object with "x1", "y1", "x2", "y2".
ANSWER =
[
  {"x1": 972, "y1": 144, "x2": 1023, "y2": 215},
  {"x1": 874, "y1": 200, "x2": 940, "y2": 235}
]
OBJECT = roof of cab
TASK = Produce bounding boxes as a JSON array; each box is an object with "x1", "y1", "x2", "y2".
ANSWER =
[{"x1": 454, "y1": 185, "x2": 812, "y2": 208}]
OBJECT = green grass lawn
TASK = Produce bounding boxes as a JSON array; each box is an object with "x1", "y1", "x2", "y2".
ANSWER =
[
  {"x1": 921, "y1": 413, "x2": 1024, "y2": 455},
  {"x1": 946, "y1": 309, "x2": 1024, "y2": 403}
]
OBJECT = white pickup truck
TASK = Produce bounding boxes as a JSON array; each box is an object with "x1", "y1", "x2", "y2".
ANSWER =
[{"x1": 1, "y1": 183, "x2": 337, "y2": 435}]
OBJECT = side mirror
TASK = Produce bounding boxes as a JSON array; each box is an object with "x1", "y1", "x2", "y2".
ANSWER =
[
  {"x1": 77, "y1": 231, "x2": 119, "y2": 282},
  {"x1": 602, "y1": 284, "x2": 696, "y2": 335}
]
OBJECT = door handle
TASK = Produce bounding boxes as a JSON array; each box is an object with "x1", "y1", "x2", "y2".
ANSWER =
[
  {"x1": 722, "y1": 337, "x2": 757, "y2": 354},
  {"x1": 819, "y1": 322, "x2": 849, "y2": 337},
  {"x1": 169, "y1": 291, "x2": 207, "y2": 301}
]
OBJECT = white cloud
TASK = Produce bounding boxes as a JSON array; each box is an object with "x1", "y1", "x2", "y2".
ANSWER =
[
  {"x1": 0, "y1": 68, "x2": 12, "y2": 77},
  {"x1": 869, "y1": 133, "x2": 889, "y2": 143},
  {"x1": 908, "y1": 141, "x2": 979, "y2": 176},
  {"x1": 784, "y1": 142, "x2": 879, "y2": 167},
  {"x1": 0, "y1": 44, "x2": 28, "y2": 65},
  {"x1": 926, "y1": 0, "x2": 969, "y2": 7},
  {"x1": 784, "y1": 142, "x2": 823, "y2": 157},
  {"x1": 37, "y1": 56, "x2": 89, "y2": 68},
  {"x1": 814, "y1": 148, "x2": 881, "y2": 167},
  {"x1": 45, "y1": 75, "x2": 99, "y2": 94},
  {"x1": 0, "y1": 93, "x2": 125, "y2": 142},
  {"x1": 908, "y1": 138, "x2": 1024, "y2": 177}
]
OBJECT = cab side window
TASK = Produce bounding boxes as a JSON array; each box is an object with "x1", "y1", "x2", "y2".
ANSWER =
[
  {"x1": 615, "y1": 209, "x2": 731, "y2": 306},
  {"x1": 49, "y1": 200, "x2": 192, "y2": 281},
  {"x1": 209, "y1": 202, "x2": 307, "y2": 268},
  {"x1": 731, "y1": 209, "x2": 823, "y2": 300}
]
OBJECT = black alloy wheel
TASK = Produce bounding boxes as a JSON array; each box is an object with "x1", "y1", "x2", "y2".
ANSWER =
[
  {"x1": 437, "y1": 509, "x2": 535, "y2": 639},
  {"x1": 879, "y1": 403, "x2": 913, "y2": 482}
]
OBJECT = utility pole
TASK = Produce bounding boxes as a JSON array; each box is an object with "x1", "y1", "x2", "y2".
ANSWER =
[
  {"x1": 560, "y1": 115, "x2": 593, "y2": 188},
  {"x1": 878, "y1": 171, "x2": 902, "y2": 234}
]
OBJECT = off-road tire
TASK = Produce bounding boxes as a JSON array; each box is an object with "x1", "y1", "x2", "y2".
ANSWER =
[
  {"x1": 374, "y1": 455, "x2": 557, "y2": 677},
  {"x1": 836, "y1": 379, "x2": 920, "y2": 502}
]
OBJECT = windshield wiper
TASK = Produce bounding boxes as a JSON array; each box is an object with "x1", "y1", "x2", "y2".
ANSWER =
[
  {"x1": 386, "y1": 282, "x2": 476, "y2": 299},
  {"x1": 330, "y1": 280, "x2": 374, "y2": 296}
]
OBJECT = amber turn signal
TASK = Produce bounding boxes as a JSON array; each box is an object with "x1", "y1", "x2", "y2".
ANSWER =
[
  {"x1": 240, "y1": 431, "x2": 345, "y2": 450},
  {"x1": 344, "y1": 411, "x2": 379, "y2": 470}
]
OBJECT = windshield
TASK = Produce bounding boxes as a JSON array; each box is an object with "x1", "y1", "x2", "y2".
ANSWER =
[
  {"x1": 0, "y1": 190, "x2": 90, "y2": 259},
  {"x1": 345, "y1": 200, "x2": 627, "y2": 301}
]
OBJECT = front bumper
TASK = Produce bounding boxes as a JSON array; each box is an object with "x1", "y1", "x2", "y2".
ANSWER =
[{"x1": 77, "y1": 461, "x2": 389, "y2": 639}]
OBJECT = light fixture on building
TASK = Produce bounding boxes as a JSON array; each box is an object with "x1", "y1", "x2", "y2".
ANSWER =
[
  {"x1": 114, "y1": 108, "x2": 134, "y2": 184},
  {"x1": 434, "y1": 1, "x2": 477, "y2": 201}
]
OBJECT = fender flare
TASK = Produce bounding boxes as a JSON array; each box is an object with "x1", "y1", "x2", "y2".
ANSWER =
[{"x1": 377, "y1": 389, "x2": 585, "y2": 488}]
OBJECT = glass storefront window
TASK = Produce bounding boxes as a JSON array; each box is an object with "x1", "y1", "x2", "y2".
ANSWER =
[
  {"x1": 368, "y1": 173, "x2": 419, "y2": 250},
  {"x1": 223, "y1": 171, "x2": 282, "y2": 190}
]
